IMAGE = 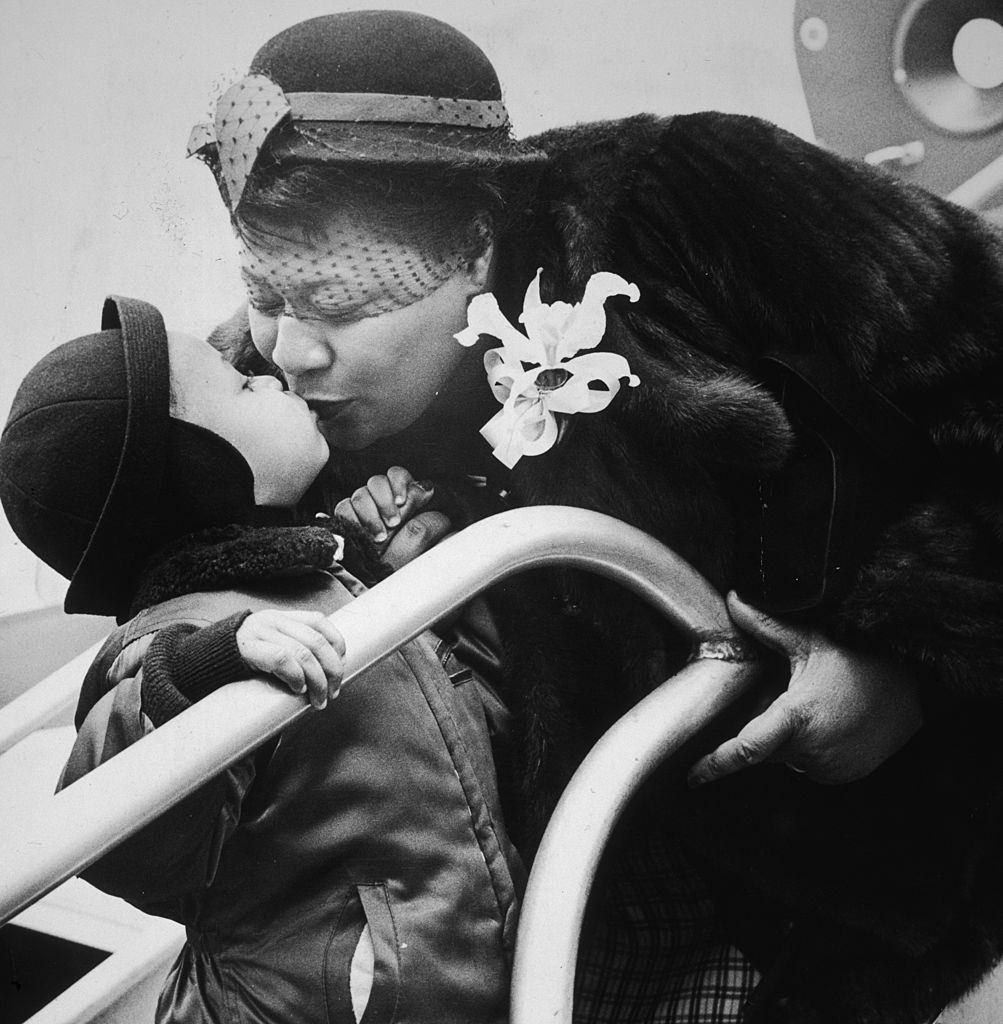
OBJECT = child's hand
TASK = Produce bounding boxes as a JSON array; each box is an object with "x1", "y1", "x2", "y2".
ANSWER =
[
  {"x1": 334, "y1": 466, "x2": 435, "y2": 544},
  {"x1": 236, "y1": 610, "x2": 346, "y2": 710}
]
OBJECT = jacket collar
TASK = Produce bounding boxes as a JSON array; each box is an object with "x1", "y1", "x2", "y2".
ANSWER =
[{"x1": 128, "y1": 523, "x2": 342, "y2": 618}]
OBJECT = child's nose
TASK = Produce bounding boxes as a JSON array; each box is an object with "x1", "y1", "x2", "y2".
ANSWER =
[
  {"x1": 250, "y1": 374, "x2": 284, "y2": 392},
  {"x1": 272, "y1": 316, "x2": 333, "y2": 375}
]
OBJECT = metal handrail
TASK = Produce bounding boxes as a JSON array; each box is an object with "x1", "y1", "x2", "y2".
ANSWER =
[
  {"x1": 509, "y1": 656, "x2": 758, "y2": 1023},
  {"x1": 0, "y1": 506, "x2": 755, "y2": 943}
]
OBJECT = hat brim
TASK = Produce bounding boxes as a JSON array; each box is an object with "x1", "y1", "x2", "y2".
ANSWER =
[
  {"x1": 64, "y1": 296, "x2": 171, "y2": 618},
  {"x1": 270, "y1": 120, "x2": 547, "y2": 169}
]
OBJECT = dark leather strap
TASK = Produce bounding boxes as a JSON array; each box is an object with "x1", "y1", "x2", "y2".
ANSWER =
[
  {"x1": 758, "y1": 350, "x2": 934, "y2": 478},
  {"x1": 744, "y1": 350, "x2": 935, "y2": 615}
]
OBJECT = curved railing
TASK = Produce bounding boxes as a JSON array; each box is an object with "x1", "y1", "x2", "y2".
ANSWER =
[
  {"x1": 509, "y1": 645, "x2": 758, "y2": 1021},
  {"x1": 0, "y1": 506, "x2": 760, "y2": 1024}
]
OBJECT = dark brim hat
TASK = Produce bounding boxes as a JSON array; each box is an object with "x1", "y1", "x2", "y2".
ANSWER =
[
  {"x1": 187, "y1": 10, "x2": 546, "y2": 211},
  {"x1": 3, "y1": 296, "x2": 172, "y2": 616},
  {"x1": 0, "y1": 297, "x2": 255, "y2": 620}
]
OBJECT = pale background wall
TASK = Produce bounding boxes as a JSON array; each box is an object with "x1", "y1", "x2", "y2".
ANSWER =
[{"x1": 0, "y1": 0, "x2": 813, "y2": 613}]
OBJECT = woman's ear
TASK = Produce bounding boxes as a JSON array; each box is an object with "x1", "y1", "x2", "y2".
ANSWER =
[
  {"x1": 462, "y1": 212, "x2": 495, "y2": 292},
  {"x1": 467, "y1": 239, "x2": 494, "y2": 291}
]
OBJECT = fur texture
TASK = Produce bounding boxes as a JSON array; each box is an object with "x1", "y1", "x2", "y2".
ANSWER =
[
  {"x1": 479, "y1": 113, "x2": 1003, "y2": 1022},
  {"x1": 130, "y1": 523, "x2": 341, "y2": 613}
]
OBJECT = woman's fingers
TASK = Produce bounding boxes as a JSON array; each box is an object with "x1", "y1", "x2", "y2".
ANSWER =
[
  {"x1": 381, "y1": 510, "x2": 453, "y2": 571},
  {"x1": 726, "y1": 591, "x2": 810, "y2": 661},
  {"x1": 687, "y1": 692, "x2": 802, "y2": 786},
  {"x1": 395, "y1": 475, "x2": 435, "y2": 521}
]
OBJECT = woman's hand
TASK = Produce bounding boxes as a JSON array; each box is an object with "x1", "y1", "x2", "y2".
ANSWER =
[
  {"x1": 688, "y1": 592, "x2": 923, "y2": 786},
  {"x1": 236, "y1": 610, "x2": 346, "y2": 710},
  {"x1": 334, "y1": 466, "x2": 452, "y2": 570}
]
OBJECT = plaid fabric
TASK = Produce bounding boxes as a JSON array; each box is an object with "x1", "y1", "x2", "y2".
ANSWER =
[{"x1": 574, "y1": 830, "x2": 760, "y2": 1024}]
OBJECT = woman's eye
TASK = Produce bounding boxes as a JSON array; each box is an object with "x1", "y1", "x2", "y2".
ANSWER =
[
  {"x1": 310, "y1": 301, "x2": 377, "y2": 325},
  {"x1": 248, "y1": 295, "x2": 285, "y2": 317},
  {"x1": 243, "y1": 278, "x2": 285, "y2": 316}
]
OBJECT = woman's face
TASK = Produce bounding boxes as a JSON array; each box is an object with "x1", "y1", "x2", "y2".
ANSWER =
[
  {"x1": 238, "y1": 213, "x2": 491, "y2": 450},
  {"x1": 167, "y1": 331, "x2": 330, "y2": 506}
]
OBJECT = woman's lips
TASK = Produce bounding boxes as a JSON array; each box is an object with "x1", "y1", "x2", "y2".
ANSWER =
[{"x1": 306, "y1": 399, "x2": 353, "y2": 422}]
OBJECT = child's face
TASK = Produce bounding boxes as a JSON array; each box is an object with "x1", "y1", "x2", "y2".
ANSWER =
[
  {"x1": 238, "y1": 213, "x2": 491, "y2": 451},
  {"x1": 167, "y1": 332, "x2": 329, "y2": 506}
]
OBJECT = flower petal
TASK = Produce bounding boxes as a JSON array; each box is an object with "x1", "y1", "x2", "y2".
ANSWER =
[
  {"x1": 522, "y1": 267, "x2": 544, "y2": 314},
  {"x1": 471, "y1": 270, "x2": 641, "y2": 467},
  {"x1": 520, "y1": 301, "x2": 577, "y2": 365},
  {"x1": 556, "y1": 272, "x2": 640, "y2": 360},
  {"x1": 521, "y1": 409, "x2": 560, "y2": 456},
  {"x1": 484, "y1": 347, "x2": 526, "y2": 405},
  {"x1": 565, "y1": 350, "x2": 639, "y2": 384},
  {"x1": 543, "y1": 352, "x2": 639, "y2": 414},
  {"x1": 542, "y1": 374, "x2": 601, "y2": 414},
  {"x1": 480, "y1": 408, "x2": 525, "y2": 469},
  {"x1": 456, "y1": 293, "x2": 544, "y2": 364},
  {"x1": 480, "y1": 383, "x2": 559, "y2": 468}
]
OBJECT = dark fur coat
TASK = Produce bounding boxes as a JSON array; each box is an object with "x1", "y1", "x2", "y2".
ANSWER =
[
  {"x1": 483, "y1": 113, "x2": 1003, "y2": 1024},
  {"x1": 217, "y1": 112, "x2": 1003, "y2": 1022}
]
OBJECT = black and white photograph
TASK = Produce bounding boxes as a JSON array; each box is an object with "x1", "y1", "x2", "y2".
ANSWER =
[{"x1": 2, "y1": 2, "x2": 1002, "y2": 1022}]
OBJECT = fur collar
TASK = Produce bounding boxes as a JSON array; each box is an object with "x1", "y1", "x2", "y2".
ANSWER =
[{"x1": 129, "y1": 523, "x2": 342, "y2": 617}]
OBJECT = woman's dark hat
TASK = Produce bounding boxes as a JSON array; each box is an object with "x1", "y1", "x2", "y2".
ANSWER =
[
  {"x1": 0, "y1": 297, "x2": 255, "y2": 619},
  {"x1": 187, "y1": 9, "x2": 546, "y2": 212}
]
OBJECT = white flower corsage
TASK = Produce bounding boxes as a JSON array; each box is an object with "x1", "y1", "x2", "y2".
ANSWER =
[{"x1": 454, "y1": 268, "x2": 641, "y2": 468}]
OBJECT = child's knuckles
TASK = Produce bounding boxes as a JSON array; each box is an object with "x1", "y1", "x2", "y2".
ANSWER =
[
  {"x1": 319, "y1": 628, "x2": 344, "y2": 652},
  {"x1": 293, "y1": 644, "x2": 318, "y2": 666},
  {"x1": 275, "y1": 646, "x2": 306, "y2": 670}
]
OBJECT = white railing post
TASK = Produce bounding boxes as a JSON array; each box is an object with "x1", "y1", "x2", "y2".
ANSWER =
[{"x1": 509, "y1": 655, "x2": 759, "y2": 1023}]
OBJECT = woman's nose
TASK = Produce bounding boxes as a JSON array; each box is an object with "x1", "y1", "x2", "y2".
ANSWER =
[{"x1": 271, "y1": 316, "x2": 333, "y2": 375}]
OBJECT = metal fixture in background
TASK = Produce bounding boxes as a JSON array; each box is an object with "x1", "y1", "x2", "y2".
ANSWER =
[{"x1": 794, "y1": 0, "x2": 1003, "y2": 204}]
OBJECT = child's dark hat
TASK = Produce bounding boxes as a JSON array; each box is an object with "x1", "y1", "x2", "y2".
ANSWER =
[
  {"x1": 0, "y1": 297, "x2": 254, "y2": 619},
  {"x1": 188, "y1": 10, "x2": 545, "y2": 210},
  {"x1": 0, "y1": 297, "x2": 170, "y2": 616}
]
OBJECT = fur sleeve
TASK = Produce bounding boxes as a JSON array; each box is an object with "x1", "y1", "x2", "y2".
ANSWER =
[{"x1": 528, "y1": 112, "x2": 1003, "y2": 704}]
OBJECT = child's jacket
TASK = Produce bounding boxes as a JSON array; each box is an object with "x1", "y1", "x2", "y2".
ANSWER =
[{"x1": 59, "y1": 525, "x2": 522, "y2": 1024}]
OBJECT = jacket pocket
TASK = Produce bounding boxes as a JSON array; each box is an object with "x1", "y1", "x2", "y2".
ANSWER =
[{"x1": 325, "y1": 883, "x2": 401, "y2": 1024}]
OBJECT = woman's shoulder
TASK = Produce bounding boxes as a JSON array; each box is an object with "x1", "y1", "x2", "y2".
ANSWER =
[
  {"x1": 523, "y1": 110, "x2": 795, "y2": 181},
  {"x1": 523, "y1": 112, "x2": 677, "y2": 198}
]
